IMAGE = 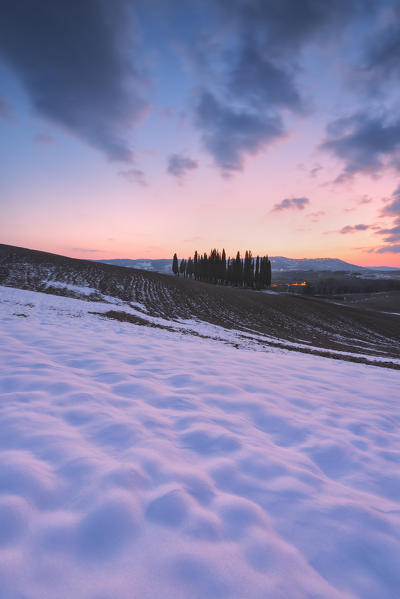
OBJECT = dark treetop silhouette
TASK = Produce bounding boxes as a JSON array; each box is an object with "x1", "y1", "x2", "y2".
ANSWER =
[{"x1": 173, "y1": 249, "x2": 271, "y2": 289}]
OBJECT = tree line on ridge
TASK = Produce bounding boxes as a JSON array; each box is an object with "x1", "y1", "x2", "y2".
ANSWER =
[{"x1": 172, "y1": 249, "x2": 271, "y2": 288}]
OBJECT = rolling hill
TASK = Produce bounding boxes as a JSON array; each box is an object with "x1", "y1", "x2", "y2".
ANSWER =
[{"x1": 1, "y1": 243, "x2": 399, "y2": 368}]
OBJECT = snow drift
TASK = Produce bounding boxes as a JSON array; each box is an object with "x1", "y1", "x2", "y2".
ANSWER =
[{"x1": 0, "y1": 285, "x2": 399, "y2": 599}]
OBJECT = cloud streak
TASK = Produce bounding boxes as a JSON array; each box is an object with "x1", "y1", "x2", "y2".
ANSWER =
[
  {"x1": 375, "y1": 244, "x2": 400, "y2": 254},
  {"x1": 272, "y1": 197, "x2": 310, "y2": 212},
  {"x1": 382, "y1": 186, "x2": 400, "y2": 218},
  {"x1": 71, "y1": 247, "x2": 101, "y2": 253},
  {"x1": 340, "y1": 223, "x2": 371, "y2": 234}
]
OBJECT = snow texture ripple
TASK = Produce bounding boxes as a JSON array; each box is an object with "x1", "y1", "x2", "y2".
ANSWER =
[{"x1": 0, "y1": 285, "x2": 399, "y2": 599}]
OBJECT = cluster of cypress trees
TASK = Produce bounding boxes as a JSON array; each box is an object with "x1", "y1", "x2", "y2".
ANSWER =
[{"x1": 172, "y1": 249, "x2": 271, "y2": 288}]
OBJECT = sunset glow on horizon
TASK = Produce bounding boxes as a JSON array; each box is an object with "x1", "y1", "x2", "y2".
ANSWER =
[{"x1": 1, "y1": 1, "x2": 400, "y2": 267}]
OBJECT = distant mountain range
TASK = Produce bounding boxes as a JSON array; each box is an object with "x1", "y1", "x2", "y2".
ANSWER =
[
  {"x1": 270, "y1": 257, "x2": 368, "y2": 271},
  {"x1": 98, "y1": 257, "x2": 399, "y2": 273}
]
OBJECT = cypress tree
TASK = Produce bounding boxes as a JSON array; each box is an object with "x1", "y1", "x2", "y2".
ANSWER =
[
  {"x1": 234, "y1": 251, "x2": 242, "y2": 286},
  {"x1": 172, "y1": 253, "x2": 179, "y2": 276},
  {"x1": 260, "y1": 257, "x2": 266, "y2": 287},
  {"x1": 221, "y1": 249, "x2": 227, "y2": 283},
  {"x1": 187, "y1": 257, "x2": 193, "y2": 278},
  {"x1": 266, "y1": 256, "x2": 272, "y2": 287},
  {"x1": 244, "y1": 250, "x2": 254, "y2": 287},
  {"x1": 203, "y1": 252, "x2": 208, "y2": 281},
  {"x1": 194, "y1": 251, "x2": 198, "y2": 280},
  {"x1": 255, "y1": 256, "x2": 260, "y2": 289},
  {"x1": 227, "y1": 257, "x2": 232, "y2": 284}
]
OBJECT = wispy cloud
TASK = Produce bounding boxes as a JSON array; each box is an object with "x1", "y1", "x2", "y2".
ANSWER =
[
  {"x1": 307, "y1": 210, "x2": 325, "y2": 222},
  {"x1": 375, "y1": 244, "x2": 400, "y2": 254},
  {"x1": 272, "y1": 197, "x2": 310, "y2": 212},
  {"x1": 167, "y1": 154, "x2": 198, "y2": 179},
  {"x1": 339, "y1": 224, "x2": 371, "y2": 234},
  {"x1": 381, "y1": 185, "x2": 400, "y2": 217},
  {"x1": 359, "y1": 195, "x2": 372, "y2": 205},
  {"x1": 309, "y1": 165, "x2": 323, "y2": 178},
  {"x1": 71, "y1": 247, "x2": 101, "y2": 253},
  {"x1": 376, "y1": 224, "x2": 400, "y2": 243},
  {"x1": 119, "y1": 168, "x2": 147, "y2": 187},
  {"x1": 375, "y1": 186, "x2": 400, "y2": 242}
]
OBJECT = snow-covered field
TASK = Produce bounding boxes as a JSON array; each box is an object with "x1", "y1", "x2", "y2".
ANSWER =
[{"x1": 1, "y1": 285, "x2": 400, "y2": 599}]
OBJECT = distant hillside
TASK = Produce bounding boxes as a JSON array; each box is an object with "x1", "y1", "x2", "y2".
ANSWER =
[
  {"x1": 98, "y1": 259, "x2": 172, "y2": 274},
  {"x1": 269, "y1": 257, "x2": 364, "y2": 271},
  {"x1": 98, "y1": 256, "x2": 369, "y2": 273}
]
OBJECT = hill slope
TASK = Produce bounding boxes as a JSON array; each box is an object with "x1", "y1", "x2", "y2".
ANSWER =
[{"x1": 1, "y1": 243, "x2": 400, "y2": 367}]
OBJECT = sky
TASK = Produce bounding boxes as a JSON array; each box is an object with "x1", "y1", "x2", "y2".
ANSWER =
[{"x1": 1, "y1": 0, "x2": 400, "y2": 266}]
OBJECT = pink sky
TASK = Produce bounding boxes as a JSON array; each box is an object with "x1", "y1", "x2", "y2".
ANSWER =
[{"x1": 1, "y1": 1, "x2": 400, "y2": 267}]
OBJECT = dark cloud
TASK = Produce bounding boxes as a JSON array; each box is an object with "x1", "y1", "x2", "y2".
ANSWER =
[
  {"x1": 229, "y1": 43, "x2": 303, "y2": 112},
  {"x1": 196, "y1": 92, "x2": 283, "y2": 172},
  {"x1": 272, "y1": 197, "x2": 310, "y2": 212},
  {"x1": 190, "y1": 0, "x2": 372, "y2": 173},
  {"x1": 360, "y1": 4, "x2": 400, "y2": 90},
  {"x1": 321, "y1": 113, "x2": 400, "y2": 181},
  {"x1": 339, "y1": 223, "x2": 371, "y2": 234},
  {"x1": 0, "y1": 0, "x2": 149, "y2": 162},
  {"x1": 119, "y1": 168, "x2": 147, "y2": 187},
  {"x1": 167, "y1": 154, "x2": 198, "y2": 179},
  {"x1": 322, "y1": 3, "x2": 400, "y2": 187},
  {"x1": 218, "y1": 0, "x2": 371, "y2": 53}
]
